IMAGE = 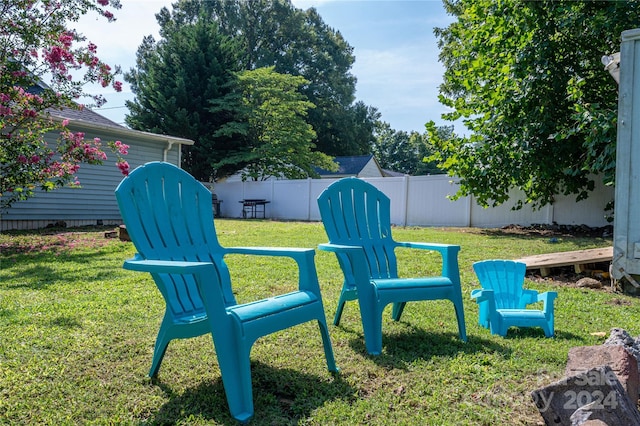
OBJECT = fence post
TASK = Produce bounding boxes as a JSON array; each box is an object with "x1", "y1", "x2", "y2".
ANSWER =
[
  {"x1": 307, "y1": 178, "x2": 312, "y2": 221},
  {"x1": 402, "y1": 176, "x2": 409, "y2": 226}
]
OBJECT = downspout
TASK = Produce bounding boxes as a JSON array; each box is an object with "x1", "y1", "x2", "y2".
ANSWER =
[{"x1": 163, "y1": 141, "x2": 174, "y2": 162}]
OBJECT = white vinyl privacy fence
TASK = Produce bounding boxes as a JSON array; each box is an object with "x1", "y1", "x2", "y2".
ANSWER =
[{"x1": 212, "y1": 175, "x2": 614, "y2": 228}]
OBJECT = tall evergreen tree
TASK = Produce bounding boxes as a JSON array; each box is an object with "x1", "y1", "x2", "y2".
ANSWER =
[{"x1": 125, "y1": 14, "x2": 246, "y2": 181}]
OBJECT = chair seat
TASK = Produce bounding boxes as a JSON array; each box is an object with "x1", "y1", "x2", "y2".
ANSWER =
[
  {"x1": 497, "y1": 309, "x2": 546, "y2": 319},
  {"x1": 372, "y1": 277, "x2": 453, "y2": 290},
  {"x1": 229, "y1": 291, "x2": 318, "y2": 322},
  {"x1": 174, "y1": 311, "x2": 208, "y2": 324}
]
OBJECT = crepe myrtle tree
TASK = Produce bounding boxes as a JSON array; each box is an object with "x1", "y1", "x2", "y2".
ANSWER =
[{"x1": 0, "y1": 0, "x2": 128, "y2": 212}]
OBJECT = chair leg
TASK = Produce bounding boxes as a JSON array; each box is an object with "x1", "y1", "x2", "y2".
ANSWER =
[
  {"x1": 477, "y1": 300, "x2": 490, "y2": 329},
  {"x1": 149, "y1": 322, "x2": 172, "y2": 377},
  {"x1": 333, "y1": 299, "x2": 347, "y2": 326},
  {"x1": 317, "y1": 320, "x2": 339, "y2": 373},
  {"x1": 333, "y1": 286, "x2": 358, "y2": 326},
  {"x1": 360, "y1": 306, "x2": 384, "y2": 355},
  {"x1": 452, "y1": 299, "x2": 467, "y2": 342},
  {"x1": 391, "y1": 302, "x2": 406, "y2": 321},
  {"x1": 215, "y1": 343, "x2": 255, "y2": 424},
  {"x1": 543, "y1": 317, "x2": 555, "y2": 337}
]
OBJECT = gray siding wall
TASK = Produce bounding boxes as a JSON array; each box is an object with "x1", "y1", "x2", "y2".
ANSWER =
[{"x1": 1, "y1": 127, "x2": 181, "y2": 230}]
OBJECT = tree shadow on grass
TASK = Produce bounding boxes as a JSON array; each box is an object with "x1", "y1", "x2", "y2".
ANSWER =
[
  {"x1": 344, "y1": 326, "x2": 512, "y2": 370},
  {"x1": 148, "y1": 362, "x2": 354, "y2": 425},
  {"x1": 3, "y1": 265, "x2": 57, "y2": 289},
  {"x1": 348, "y1": 324, "x2": 586, "y2": 370},
  {"x1": 495, "y1": 326, "x2": 584, "y2": 342}
]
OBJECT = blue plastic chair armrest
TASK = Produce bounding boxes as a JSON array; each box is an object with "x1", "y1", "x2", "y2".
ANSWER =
[
  {"x1": 123, "y1": 258, "x2": 215, "y2": 274},
  {"x1": 537, "y1": 291, "x2": 558, "y2": 310},
  {"x1": 318, "y1": 243, "x2": 372, "y2": 290},
  {"x1": 225, "y1": 246, "x2": 321, "y2": 294},
  {"x1": 396, "y1": 242, "x2": 461, "y2": 281},
  {"x1": 123, "y1": 258, "x2": 228, "y2": 320},
  {"x1": 471, "y1": 288, "x2": 494, "y2": 303},
  {"x1": 318, "y1": 242, "x2": 365, "y2": 254},
  {"x1": 396, "y1": 241, "x2": 461, "y2": 256},
  {"x1": 226, "y1": 246, "x2": 314, "y2": 257}
]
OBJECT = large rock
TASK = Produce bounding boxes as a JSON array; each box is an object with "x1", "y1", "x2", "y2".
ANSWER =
[
  {"x1": 604, "y1": 327, "x2": 640, "y2": 375},
  {"x1": 531, "y1": 365, "x2": 640, "y2": 425},
  {"x1": 565, "y1": 344, "x2": 639, "y2": 400}
]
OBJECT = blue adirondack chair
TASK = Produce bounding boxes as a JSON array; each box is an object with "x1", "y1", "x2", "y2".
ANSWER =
[
  {"x1": 114, "y1": 162, "x2": 338, "y2": 423},
  {"x1": 471, "y1": 260, "x2": 557, "y2": 337},
  {"x1": 316, "y1": 177, "x2": 467, "y2": 355}
]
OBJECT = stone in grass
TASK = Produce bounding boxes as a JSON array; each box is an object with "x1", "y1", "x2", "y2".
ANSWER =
[
  {"x1": 531, "y1": 365, "x2": 640, "y2": 425},
  {"x1": 565, "y1": 344, "x2": 639, "y2": 401},
  {"x1": 576, "y1": 277, "x2": 602, "y2": 289}
]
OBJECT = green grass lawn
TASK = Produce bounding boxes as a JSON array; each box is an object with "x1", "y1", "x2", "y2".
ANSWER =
[{"x1": 0, "y1": 220, "x2": 630, "y2": 425}]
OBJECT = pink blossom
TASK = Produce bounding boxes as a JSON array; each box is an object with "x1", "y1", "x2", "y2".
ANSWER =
[
  {"x1": 45, "y1": 46, "x2": 63, "y2": 63},
  {"x1": 17, "y1": 155, "x2": 27, "y2": 164},
  {"x1": 114, "y1": 140, "x2": 129, "y2": 155},
  {"x1": 116, "y1": 160, "x2": 130, "y2": 176},
  {"x1": 62, "y1": 119, "x2": 69, "y2": 127},
  {"x1": 59, "y1": 32, "x2": 74, "y2": 48},
  {"x1": 30, "y1": 155, "x2": 40, "y2": 163},
  {"x1": 97, "y1": 0, "x2": 109, "y2": 5},
  {"x1": 113, "y1": 81, "x2": 123, "y2": 92}
]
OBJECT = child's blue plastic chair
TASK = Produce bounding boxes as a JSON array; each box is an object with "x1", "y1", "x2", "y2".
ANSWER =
[
  {"x1": 115, "y1": 162, "x2": 337, "y2": 423},
  {"x1": 472, "y1": 260, "x2": 557, "y2": 337}
]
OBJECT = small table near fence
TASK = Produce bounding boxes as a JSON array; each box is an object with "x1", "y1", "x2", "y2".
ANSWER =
[
  {"x1": 240, "y1": 199, "x2": 270, "y2": 219},
  {"x1": 212, "y1": 194, "x2": 223, "y2": 217}
]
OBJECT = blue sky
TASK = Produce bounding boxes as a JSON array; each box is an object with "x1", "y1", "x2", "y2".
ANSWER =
[{"x1": 76, "y1": 0, "x2": 456, "y2": 134}]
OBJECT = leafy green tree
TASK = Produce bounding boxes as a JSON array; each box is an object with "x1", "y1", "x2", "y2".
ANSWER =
[
  {"x1": 415, "y1": 127, "x2": 451, "y2": 176},
  {"x1": 162, "y1": 0, "x2": 370, "y2": 157},
  {"x1": 433, "y1": 0, "x2": 639, "y2": 209},
  {"x1": 124, "y1": 14, "x2": 246, "y2": 181},
  {"x1": 372, "y1": 122, "x2": 446, "y2": 175},
  {"x1": 229, "y1": 66, "x2": 336, "y2": 181},
  {"x1": 1, "y1": 0, "x2": 126, "y2": 211}
]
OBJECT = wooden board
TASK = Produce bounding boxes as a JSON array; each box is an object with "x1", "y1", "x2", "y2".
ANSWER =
[{"x1": 515, "y1": 246, "x2": 613, "y2": 277}]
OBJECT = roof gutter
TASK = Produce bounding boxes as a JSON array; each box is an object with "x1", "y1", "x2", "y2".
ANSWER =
[{"x1": 57, "y1": 117, "x2": 195, "y2": 146}]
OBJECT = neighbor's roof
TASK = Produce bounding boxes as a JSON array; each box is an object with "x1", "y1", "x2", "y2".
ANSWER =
[
  {"x1": 48, "y1": 105, "x2": 195, "y2": 146},
  {"x1": 315, "y1": 154, "x2": 376, "y2": 176}
]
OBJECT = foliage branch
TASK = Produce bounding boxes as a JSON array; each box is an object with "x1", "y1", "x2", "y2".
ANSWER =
[
  {"x1": 432, "y1": 0, "x2": 639, "y2": 212},
  {"x1": 0, "y1": 0, "x2": 128, "y2": 211}
]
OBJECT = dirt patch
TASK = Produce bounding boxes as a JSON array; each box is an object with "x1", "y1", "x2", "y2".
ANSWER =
[
  {"x1": 496, "y1": 223, "x2": 613, "y2": 239},
  {"x1": 526, "y1": 266, "x2": 614, "y2": 291}
]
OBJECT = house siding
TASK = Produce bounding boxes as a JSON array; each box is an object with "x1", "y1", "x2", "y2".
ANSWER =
[
  {"x1": 357, "y1": 158, "x2": 384, "y2": 178},
  {"x1": 1, "y1": 125, "x2": 183, "y2": 230}
]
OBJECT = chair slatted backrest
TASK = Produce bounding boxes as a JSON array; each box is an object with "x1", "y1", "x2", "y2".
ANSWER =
[
  {"x1": 115, "y1": 162, "x2": 237, "y2": 314},
  {"x1": 473, "y1": 260, "x2": 526, "y2": 309},
  {"x1": 318, "y1": 177, "x2": 398, "y2": 280}
]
